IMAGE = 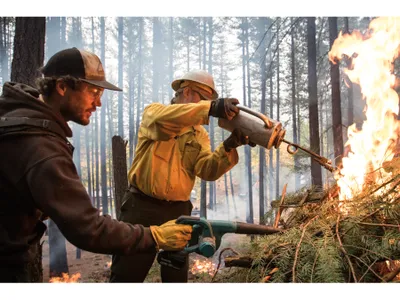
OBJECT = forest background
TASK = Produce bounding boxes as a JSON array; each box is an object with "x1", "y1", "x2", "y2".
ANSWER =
[{"x1": 2, "y1": 0, "x2": 397, "y2": 298}]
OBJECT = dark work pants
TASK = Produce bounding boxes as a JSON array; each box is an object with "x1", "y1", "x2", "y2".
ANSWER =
[{"x1": 109, "y1": 187, "x2": 193, "y2": 283}]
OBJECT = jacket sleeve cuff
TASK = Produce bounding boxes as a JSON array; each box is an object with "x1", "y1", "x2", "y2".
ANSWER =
[
  {"x1": 127, "y1": 225, "x2": 157, "y2": 254},
  {"x1": 219, "y1": 143, "x2": 238, "y2": 166},
  {"x1": 198, "y1": 100, "x2": 212, "y2": 125}
]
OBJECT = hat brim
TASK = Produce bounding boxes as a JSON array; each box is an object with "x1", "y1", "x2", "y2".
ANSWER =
[
  {"x1": 171, "y1": 79, "x2": 218, "y2": 100},
  {"x1": 81, "y1": 79, "x2": 123, "y2": 91}
]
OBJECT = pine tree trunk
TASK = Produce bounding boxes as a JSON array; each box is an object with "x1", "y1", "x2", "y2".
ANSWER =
[
  {"x1": 329, "y1": 17, "x2": 344, "y2": 167},
  {"x1": 229, "y1": 171, "x2": 237, "y2": 218},
  {"x1": 45, "y1": 15, "x2": 70, "y2": 275},
  {"x1": 134, "y1": 18, "x2": 143, "y2": 149},
  {"x1": 275, "y1": 18, "x2": 281, "y2": 199},
  {"x1": 200, "y1": 17, "x2": 207, "y2": 218},
  {"x1": 95, "y1": 107, "x2": 100, "y2": 209},
  {"x1": 243, "y1": 17, "x2": 254, "y2": 224},
  {"x1": 344, "y1": 17, "x2": 354, "y2": 132},
  {"x1": 100, "y1": 17, "x2": 109, "y2": 215},
  {"x1": 128, "y1": 55, "x2": 135, "y2": 163},
  {"x1": 45, "y1": 17, "x2": 60, "y2": 60},
  {"x1": 208, "y1": 17, "x2": 215, "y2": 211},
  {"x1": 200, "y1": 180, "x2": 207, "y2": 218},
  {"x1": 107, "y1": 99, "x2": 115, "y2": 217},
  {"x1": 128, "y1": 53, "x2": 135, "y2": 163},
  {"x1": 290, "y1": 18, "x2": 300, "y2": 190},
  {"x1": 112, "y1": 136, "x2": 128, "y2": 216},
  {"x1": 259, "y1": 18, "x2": 269, "y2": 224},
  {"x1": 307, "y1": 17, "x2": 322, "y2": 187},
  {"x1": 169, "y1": 18, "x2": 174, "y2": 100},
  {"x1": 152, "y1": 17, "x2": 162, "y2": 104},
  {"x1": 85, "y1": 126, "x2": 92, "y2": 199},
  {"x1": 118, "y1": 17, "x2": 124, "y2": 137},
  {"x1": 11, "y1": 17, "x2": 45, "y2": 87},
  {"x1": 268, "y1": 33, "x2": 275, "y2": 200},
  {"x1": 0, "y1": 18, "x2": 10, "y2": 83}
]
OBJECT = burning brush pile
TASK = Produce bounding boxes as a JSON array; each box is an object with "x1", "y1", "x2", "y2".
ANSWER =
[{"x1": 217, "y1": 17, "x2": 400, "y2": 283}]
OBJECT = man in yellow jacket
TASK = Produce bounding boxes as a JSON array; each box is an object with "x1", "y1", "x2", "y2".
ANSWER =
[{"x1": 110, "y1": 70, "x2": 253, "y2": 282}]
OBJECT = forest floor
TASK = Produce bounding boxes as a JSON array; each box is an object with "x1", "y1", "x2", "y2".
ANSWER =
[{"x1": 41, "y1": 233, "x2": 250, "y2": 283}]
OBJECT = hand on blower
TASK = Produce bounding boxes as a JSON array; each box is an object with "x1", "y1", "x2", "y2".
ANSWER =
[
  {"x1": 223, "y1": 128, "x2": 256, "y2": 152},
  {"x1": 209, "y1": 98, "x2": 240, "y2": 121},
  {"x1": 150, "y1": 219, "x2": 192, "y2": 251}
]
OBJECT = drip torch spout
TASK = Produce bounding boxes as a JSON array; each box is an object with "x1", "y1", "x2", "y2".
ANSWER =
[{"x1": 281, "y1": 139, "x2": 337, "y2": 173}]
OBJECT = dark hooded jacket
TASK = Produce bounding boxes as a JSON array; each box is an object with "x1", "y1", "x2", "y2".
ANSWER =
[{"x1": 0, "y1": 82, "x2": 155, "y2": 266}]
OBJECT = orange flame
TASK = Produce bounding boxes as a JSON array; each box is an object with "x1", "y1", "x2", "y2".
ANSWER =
[
  {"x1": 329, "y1": 17, "x2": 400, "y2": 206},
  {"x1": 49, "y1": 272, "x2": 81, "y2": 283},
  {"x1": 190, "y1": 259, "x2": 216, "y2": 276}
]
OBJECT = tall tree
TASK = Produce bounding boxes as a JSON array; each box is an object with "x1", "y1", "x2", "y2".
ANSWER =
[
  {"x1": 168, "y1": 18, "x2": 174, "y2": 100},
  {"x1": 0, "y1": 18, "x2": 12, "y2": 84},
  {"x1": 11, "y1": 18, "x2": 45, "y2": 86},
  {"x1": 134, "y1": 18, "x2": 143, "y2": 150},
  {"x1": 329, "y1": 17, "x2": 344, "y2": 166},
  {"x1": 92, "y1": 18, "x2": 101, "y2": 210},
  {"x1": 243, "y1": 17, "x2": 254, "y2": 224},
  {"x1": 100, "y1": 17, "x2": 109, "y2": 215},
  {"x1": 152, "y1": 17, "x2": 162, "y2": 103},
  {"x1": 275, "y1": 18, "x2": 281, "y2": 199},
  {"x1": 207, "y1": 17, "x2": 216, "y2": 211},
  {"x1": 200, "y1": 17, "x2": 207, "y2": 218},
  {"x1": 257, "y1": 17, "x2": 270, "y2": 224},
  {"x1": 268, "y1": 21, "x2": 275, "y2": 201},
  {"x1": 11, "y1": 17, "x2": 46, "y2": 282},
  {"x1": 45, "y1": 16, "x2": 69, "y2": 277},
  {"x1": 118, "y1": 17, "x2": 124, "y2": 137},
  {"x1": 307, "y1": 17, "x2": 322, "y2": 187},
  {"x1": 344, "y1": 17, "x2": 354, "y2": 128},
  {"x1": 45, "y1": 17, "x2": 60, "y2": 60},
  {"x1": 290, "y1": 18, "x2": 300, "y2": 190}
]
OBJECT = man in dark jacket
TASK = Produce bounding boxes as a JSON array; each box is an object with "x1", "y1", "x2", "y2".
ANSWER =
[{"x1": 0, "y1": 47, "x2": 192, "y2": 282}]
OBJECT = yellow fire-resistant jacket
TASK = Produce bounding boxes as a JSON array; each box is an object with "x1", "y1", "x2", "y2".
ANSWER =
[{"x1": 128, "y1": 100, "x2": 239, "y2": 201}]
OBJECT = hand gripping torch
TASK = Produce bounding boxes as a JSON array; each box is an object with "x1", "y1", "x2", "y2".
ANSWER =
[{"x1": 156, "y1": 215, "x2": 283, "y2": 270}]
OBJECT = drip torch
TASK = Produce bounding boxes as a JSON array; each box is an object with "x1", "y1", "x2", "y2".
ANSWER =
[{"x1": 218, "y1": 104, "x2": 337, "y2": 173}]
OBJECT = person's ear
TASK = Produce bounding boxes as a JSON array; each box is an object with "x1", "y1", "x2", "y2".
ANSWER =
[
  {"x1": 55, "y1": 79, "x2": 68, "y2": 96},
  {"x1": 183, "y1": 87, "x2": 190, "y2": 98}
]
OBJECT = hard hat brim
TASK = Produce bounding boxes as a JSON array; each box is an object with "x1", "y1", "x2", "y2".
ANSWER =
[{"x1": 171, "y1": 79, "x2": 218, "y2": 100}]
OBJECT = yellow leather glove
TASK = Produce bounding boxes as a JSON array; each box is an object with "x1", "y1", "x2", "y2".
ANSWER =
[{"x1": 149, "y1": 219, "x2": 193, "y2": 251}]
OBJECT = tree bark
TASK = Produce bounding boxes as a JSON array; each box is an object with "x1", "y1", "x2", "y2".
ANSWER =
[
  {"x1": 112, "y1": 136, "x2": 128, "y2": 216},
  {"x1": 45, "y1": 15, "x2": 70, "y2": 276},
  {"x1": 208, "y1": 17, "x2": 216, "y2": 211},
  {"x1": 329, "y1": 17, "x2": 344, "y2": 167},
  {"x1": 100, "y1": 17, "x2": 109, "y2": 215},
  {"x1": 275, "y1": 18, "x2": 281, "y2": 199},
  {"x1": 290, "y1": 18, "x2": 300, "y2": 190},
  {"x1": 118, "y1": 17, "x2": 124, "y2": 137},
  {"x1": 11, "y1": 18, "x2": 45, "y2": 87},
  {"x1": 307, "y1": 17, "x2": 322, "y2": 187},
  {"x1": 344, "y1": 17, "x2": 354, "y2": 129}
]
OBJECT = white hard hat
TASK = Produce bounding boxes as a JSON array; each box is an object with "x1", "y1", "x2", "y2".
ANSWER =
[{"x1": 171, "y1": 70, "x2": 219, "y2": 100}]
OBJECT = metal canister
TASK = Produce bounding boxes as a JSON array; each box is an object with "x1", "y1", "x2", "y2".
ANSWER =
[{"x1": 218, "y1": 105, "x2": 286, "y2": 149}]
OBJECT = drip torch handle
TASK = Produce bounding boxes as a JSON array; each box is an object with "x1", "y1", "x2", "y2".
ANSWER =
[{"x1": 236, "y1": 104, "x2": 273, "y2": 128}]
